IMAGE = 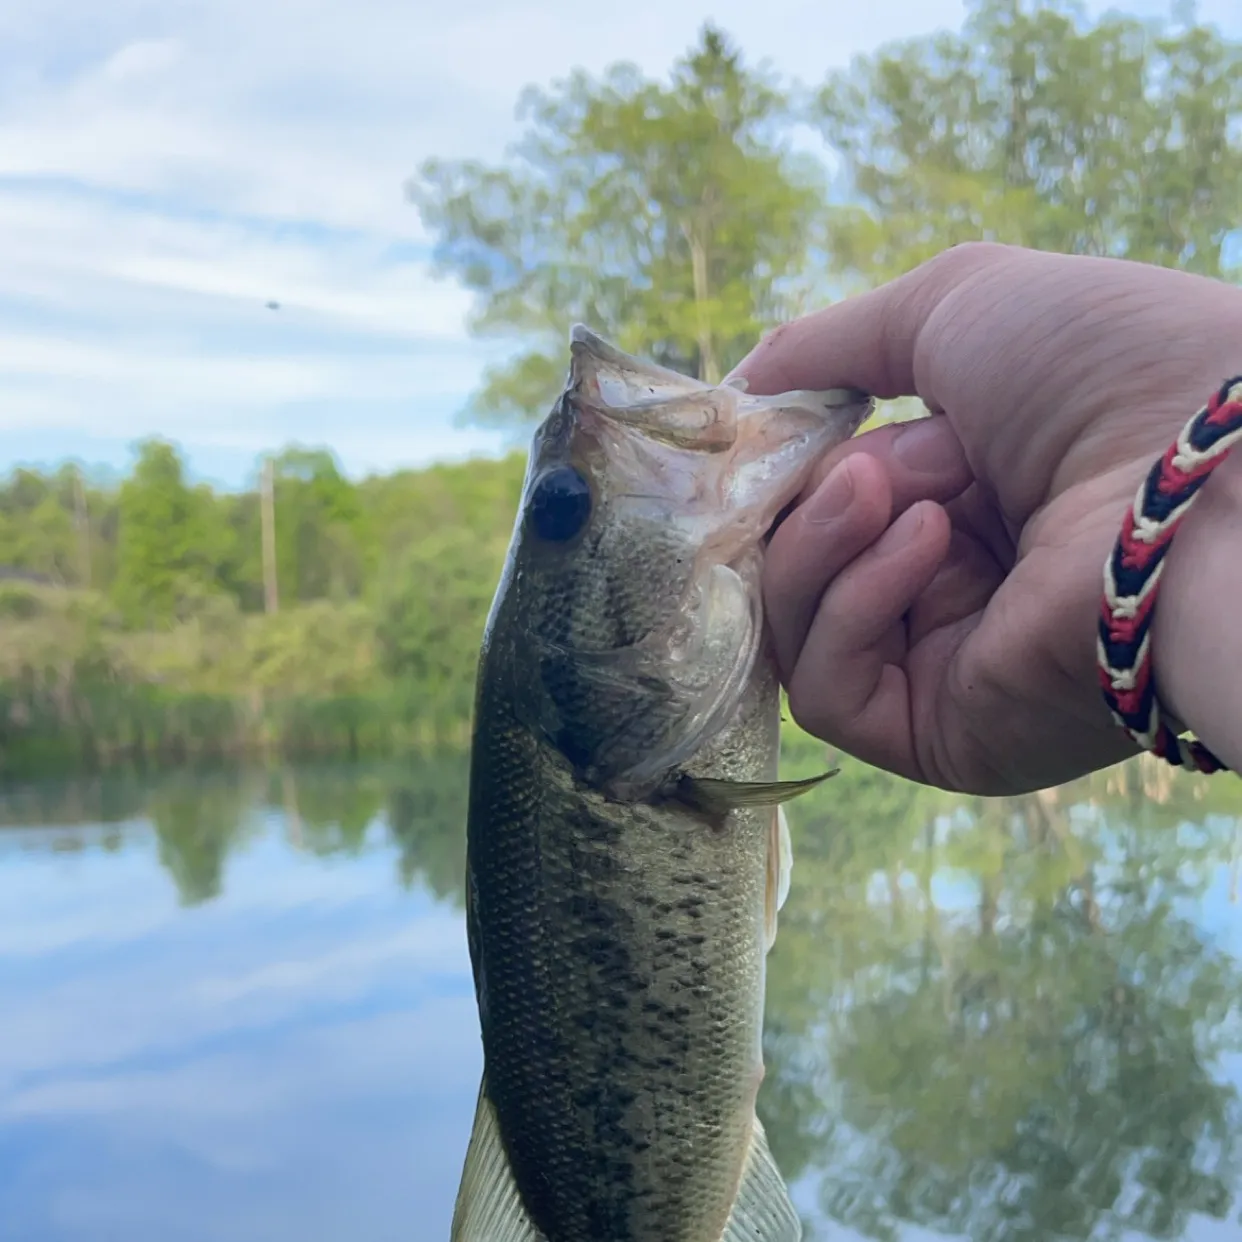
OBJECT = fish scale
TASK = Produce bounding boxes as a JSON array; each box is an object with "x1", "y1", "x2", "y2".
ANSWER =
[
  {"x1": 452, "y1": 326, "x2": 871, "y2": 1242},
  {"x1": 470, "y1": 669, "x2": 773, "y2": 1240}
]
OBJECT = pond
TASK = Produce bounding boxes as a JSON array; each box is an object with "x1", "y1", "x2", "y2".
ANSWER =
[{"x1": 3, "y1": 751, "x2": 1242, "y2": 1242}]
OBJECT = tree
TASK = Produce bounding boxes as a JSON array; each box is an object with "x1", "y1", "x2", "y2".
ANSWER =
[
  {"x1": 271, "y1": 764, "x2": 388, "y2": 857},
  {"x1": 372, "y1": 524, "x2": 511, "y2": 738},
  {"x1": 110, "y1": 440, "x2": 235, "y2": 627},
  {"x1": 384, "y1": 749, "x2": 473, "y2": 896},
  {"x1": 816, "y1": 0, "x2": 1242, "y2": 283},
  {"x1": 410, "y1": 24, "x2": 828, "y2": 425},
  {"x1": 150, "y1": 770, "x2": 258, "y2": 905}
]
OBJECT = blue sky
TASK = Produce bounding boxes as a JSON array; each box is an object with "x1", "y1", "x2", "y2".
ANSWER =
[{"x1": 2, "y1": 0, "x2": 1239, "y2": 490}]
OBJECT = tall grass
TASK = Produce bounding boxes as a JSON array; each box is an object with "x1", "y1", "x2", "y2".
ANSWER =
[{"x1": 0, "y1": 581, "x2": 468, "y2": 777}]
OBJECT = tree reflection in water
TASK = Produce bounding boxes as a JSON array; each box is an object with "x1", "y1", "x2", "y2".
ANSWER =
[
  {"x1": 5, "y1": 742, "x2": 1242, "y2": 1241},
  {"x1": 763, "y1": 739, "x2": 1242, "y2": 1241}
]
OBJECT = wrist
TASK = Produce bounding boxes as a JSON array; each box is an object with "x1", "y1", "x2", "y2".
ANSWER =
[{"x1": 1151, "y1": 445, "x2": 1242, "y2": 769}]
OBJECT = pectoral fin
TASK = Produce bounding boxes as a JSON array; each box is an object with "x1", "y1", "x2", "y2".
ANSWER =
[
  {"x1": 671, "y1": 772, "x2": 823, "y2": 949},
  {"x1": 672, "y1": 769, "x2": 836, "y2": 818},
  {"x1": 720, "y1": 1115, "x2": 802, "y2": 1241},
  {"x1": 451, "y1": 1077, "x2": 547, "y2": 1242}
]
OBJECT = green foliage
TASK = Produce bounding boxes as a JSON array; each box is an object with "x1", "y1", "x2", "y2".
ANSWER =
[
  {"x1": 411, "y1": 2, "x2": 1242, "y2": 432},
  {"x1": 246, "y1": 600, "x2": 376, "y2": 699},
  {"x1": 7, "y1": 2, "x2": 1242, "y2": 781},
  {"x1": 373, "y1": 524, "x2": 510, "y2": 739},
  {"x1": 0, "y1": 442, "x2": 528, "y2": 777},
  {"x1": 757, "y1": 753, "x2": 1242, "y2": 1241},
  {"x1": 149, "y1": 769, "x2": 261, "y2": 905},
  {"x1": 410, "y1": 23, "x2": 828, "y2": 423},
  {"x1": 817, "y1": 0, "x2": 1242, "y2": 281},
  {"x1": 0, "y1": 465, "x2": 118, "y2": 588},
  {"x1": 382, "y1": 749, "x2": 473, "y2": 897},
  {"x1": 268, "y1": 447, "x2": 364, "y2": 604},
  {"x1": 111, "y1": 439, "x2": 235, "y2": 626}
]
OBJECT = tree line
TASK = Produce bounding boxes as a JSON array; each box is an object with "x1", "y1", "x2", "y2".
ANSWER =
[
  {"x1": 0, "y1": 442, "x2": 526, "y2": 774},
  {"x1": 3, "y1": 0, "x2": 1241, "y2": 775}
]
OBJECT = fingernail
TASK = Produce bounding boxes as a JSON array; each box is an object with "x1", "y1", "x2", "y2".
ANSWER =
[
  {"x1": 893, "y1": 416, "x2": 966, "y2": 474},
  {"x1": 805, "y1": 459, "x2": 854, "y2": 525}
]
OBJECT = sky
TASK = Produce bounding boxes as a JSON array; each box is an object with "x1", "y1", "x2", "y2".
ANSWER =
[{"x1": 2, "y1": 0, "x2": 1239, "y2": 490}]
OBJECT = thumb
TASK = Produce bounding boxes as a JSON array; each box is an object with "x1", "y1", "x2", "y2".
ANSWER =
[{"x1": 728, "y1": 242, "x2": 1015, "y2": 403}]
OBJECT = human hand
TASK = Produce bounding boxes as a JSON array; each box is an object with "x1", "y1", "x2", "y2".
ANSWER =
[{"x1": 734, "y1": 242, "x2": 1242, "y2": 794}]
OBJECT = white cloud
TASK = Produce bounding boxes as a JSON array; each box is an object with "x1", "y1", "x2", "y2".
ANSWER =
[
  {"x1": 2, "y1": 1006, "x2": 482, "y2": 1242},
  {"x1": 0, "y1": 850, "x2": 468, "y2": 1095},
  {"x1": 0, "y1": 187, "x2": 475, "y2": 346},
  {"x1": 0, "y1": 335, "x2": 485, "y2": 422},
  {"x1": 0, "y1": 813, "x2": 482, "y2": 1237},
  {"x1": 0, "y1": 195, "x2": 472, "y2": 338},
  {"x1": 0, "y1": 183, "x2": 504, "y2": 468},
  {"x1": 1, "y1": 0, "x2": 1239, "y2": 482}
]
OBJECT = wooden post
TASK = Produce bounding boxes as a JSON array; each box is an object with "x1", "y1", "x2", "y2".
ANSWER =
[
  {"x1": 261, "y1": 457, "x2": 279, "y2": 614},
  {"x1": 72, "y1": 465, "x2": 91, "y2": 588}
]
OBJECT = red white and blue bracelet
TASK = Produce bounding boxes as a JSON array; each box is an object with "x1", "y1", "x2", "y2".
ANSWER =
[{"x1": 1097, "y1": 376, "x2": 1242, "y2": 774}]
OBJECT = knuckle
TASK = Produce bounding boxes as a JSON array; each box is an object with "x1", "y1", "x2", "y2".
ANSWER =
[
  {"x1": 910, "y1": 241, "x2": 1017, "y2": 300},
  {"x1": 929, "y1": 239, "x2": 1014, "y2": 276}
]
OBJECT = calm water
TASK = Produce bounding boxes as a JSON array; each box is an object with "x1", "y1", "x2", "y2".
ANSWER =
[{"x1": 4, "y1": 752, "x2": 1242, "y2": 1242}]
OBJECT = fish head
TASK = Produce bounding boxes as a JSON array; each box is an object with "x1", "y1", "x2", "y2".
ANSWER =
[{"x1": 491, "y1": 324, "x2": 872, "y2": 800}]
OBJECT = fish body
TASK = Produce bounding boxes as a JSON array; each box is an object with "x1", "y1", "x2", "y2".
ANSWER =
[{"x1": 452, "y1": 327, "x2": 871, "y2": 1242}]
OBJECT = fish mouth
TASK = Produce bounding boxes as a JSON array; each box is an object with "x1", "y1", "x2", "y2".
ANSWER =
[
  {"x1": 552, "y1": 324, "x2": 872, "y2": 541},
  {"x1": 566, "y1": 323, "x2": 871, "y2": 456}
]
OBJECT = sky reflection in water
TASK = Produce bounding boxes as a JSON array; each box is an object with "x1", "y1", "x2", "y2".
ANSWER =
[{"x1": 2, "y1": 753, "x2": 1242, "y2": 1242}]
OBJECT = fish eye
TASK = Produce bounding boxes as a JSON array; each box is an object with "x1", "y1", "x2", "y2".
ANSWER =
[{"x1": 527, "y1": 466, "x2": 592, "y2": 543}]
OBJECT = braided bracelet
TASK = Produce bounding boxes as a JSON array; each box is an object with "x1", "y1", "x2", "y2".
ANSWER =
[{"x1": 1097, "y1": 376, "x2": 1242, "y2": 774}]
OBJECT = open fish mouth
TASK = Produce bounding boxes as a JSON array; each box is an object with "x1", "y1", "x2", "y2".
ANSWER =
[
  {"x1": 565, "y1": 323, "x2": 871, "y2": 456},
  {"x1": 527, "y1": 324, "x2": 874, "y2": 549}
]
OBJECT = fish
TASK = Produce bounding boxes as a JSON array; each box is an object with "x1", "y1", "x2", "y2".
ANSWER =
[{"x1": 451, "y1": 325, "x2": 872, "y2": 1242}]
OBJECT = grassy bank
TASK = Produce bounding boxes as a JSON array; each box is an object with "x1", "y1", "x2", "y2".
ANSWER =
[
  {"x1": 0, "y1": 579, "x2": 479, "y2": 778},
  {"x1": 0, "y1": 577, "x2": 838, "y2": 778}
]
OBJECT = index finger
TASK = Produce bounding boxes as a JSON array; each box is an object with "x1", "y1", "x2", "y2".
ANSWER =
[{"x1": 728, "y1": 242, "x2": 1016, "y2": 402}]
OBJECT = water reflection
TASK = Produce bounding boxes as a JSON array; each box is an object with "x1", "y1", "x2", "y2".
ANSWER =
[
  {"x1": 768, "y1": 746, "x2": 1242, "y2": 1242},
  {"x1": 1, "y1": 749, "x2": 1241, "y2": 1241}
]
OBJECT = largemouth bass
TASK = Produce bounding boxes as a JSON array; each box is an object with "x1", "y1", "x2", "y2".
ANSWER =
[{"x1": 452, "y1": 326, "x2": 871, "y2": 1242}]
